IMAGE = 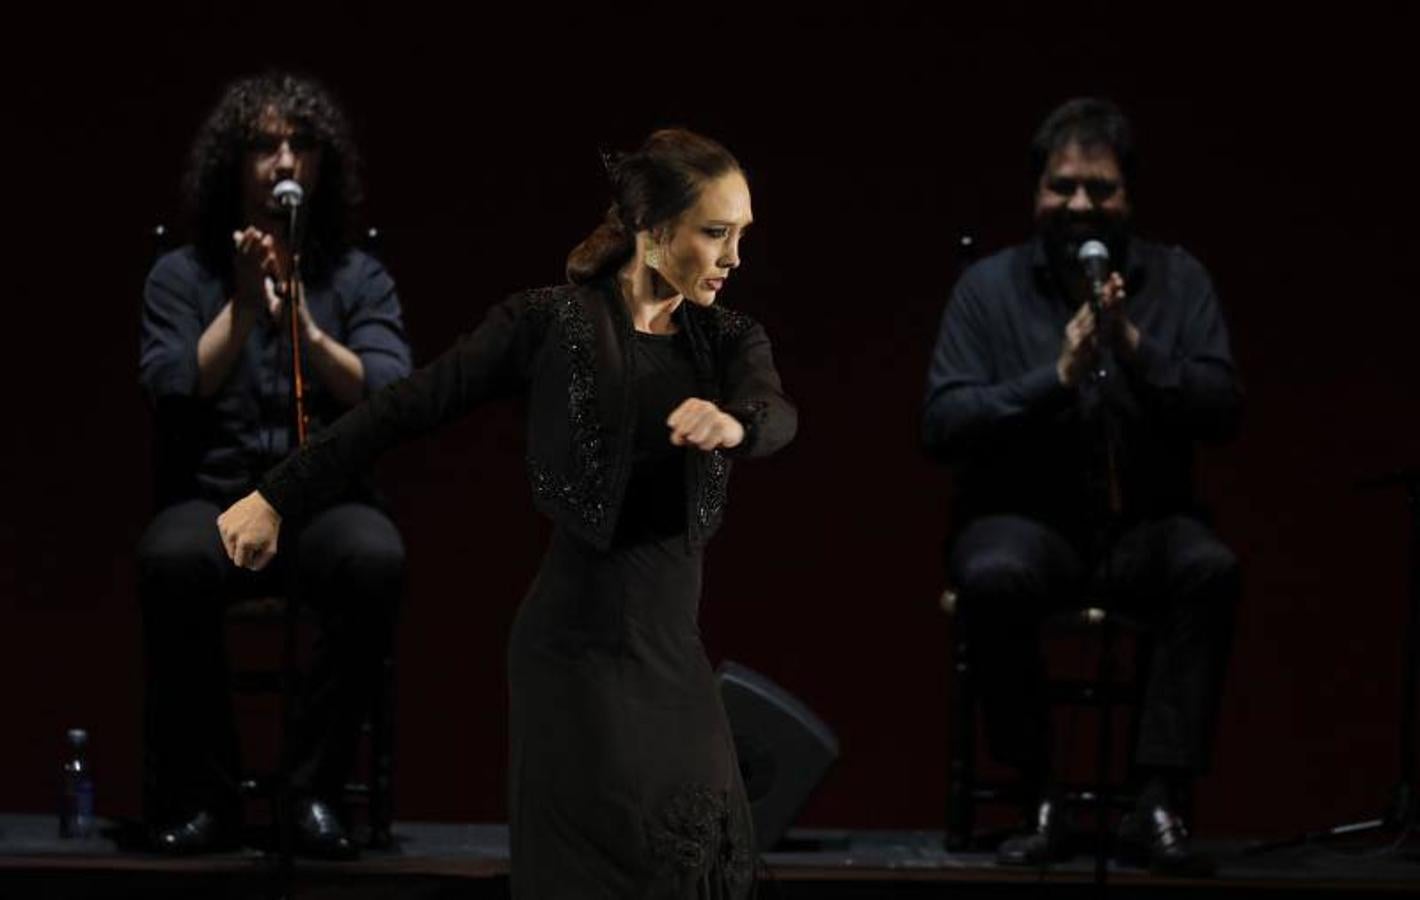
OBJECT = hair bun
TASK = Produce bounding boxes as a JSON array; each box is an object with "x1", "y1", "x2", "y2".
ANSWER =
[
  {"x1": 598, "y1": 147, "x2": 627, "y2": 185},
  {"x1": 568, "y1": 130, "x2": 740, "y2": 285},
  {"x1": 606, "y1": 202, "x2": 628, "y2": 234}
]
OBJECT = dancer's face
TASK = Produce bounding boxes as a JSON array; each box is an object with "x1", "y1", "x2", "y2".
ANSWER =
[
  {"x1": 651, "y1": 170, "x2": 753, "y2": 307},
  {"x1": 241, "y1": 109, "x2": 323, "y2": 228}
]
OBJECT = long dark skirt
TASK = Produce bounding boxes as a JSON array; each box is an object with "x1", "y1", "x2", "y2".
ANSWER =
[{"x1": 508, "y1": 527, "x2": 755, "y2": 899}]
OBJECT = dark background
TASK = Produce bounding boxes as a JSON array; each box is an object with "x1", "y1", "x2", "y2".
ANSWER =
[{"x1": 4, "y1": 4, "x2": 1417, "y2": 838}]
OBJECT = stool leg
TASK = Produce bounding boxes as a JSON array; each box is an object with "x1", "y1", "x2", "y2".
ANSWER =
[
  {"x1": 1127, "y1": 634, "x2": 1156, "y2": 807},
  {"x1": 948, "y1": 625, "x2": 977, "y2": 851},
  {"x1": 368, "y1": 653, "x2": 395, "y2": 849},
  {"x1": 1092, "y1": 619, "x2": 1118, "y2": 885},
  {"x1": 276, "y1": 597, "x2": 300, "y2": 876}
]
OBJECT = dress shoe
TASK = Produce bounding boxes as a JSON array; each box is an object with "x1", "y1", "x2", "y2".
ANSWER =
[
  {"x1": 151, "y1": 810, "x2": 239, "y2": 855},
  {"x1": 293, "y1": 797, "x2": 359, "y2": 860},
  {"x1": 996, "y1": 796, "x2": 1074, "y2": 866},
  {"x1": 1117, "y1": 802, "x2": 1216, "y2": 877}
]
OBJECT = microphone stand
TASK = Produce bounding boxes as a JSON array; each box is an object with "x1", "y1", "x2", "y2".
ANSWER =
[
  {"x1": 1088, "y1": 276, "x2": 1124, "y2": 519},
  {"x1": 284, "y1": 202, "x2": 309, "y2": 448},
  {"x1": 1083, "y1": 270, "x2": 1125, "y2": 893},
  {"x1": 274, "y1": 200, "x2": 307, "y2": 898}
]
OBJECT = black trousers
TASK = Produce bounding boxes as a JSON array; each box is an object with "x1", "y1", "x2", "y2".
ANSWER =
[
  {"x1": 137, "y1": 498, "x2": 404, "y2": 824},
  {"x1": 947, "y1": 514, "x2": 1238, "y2": 777}
]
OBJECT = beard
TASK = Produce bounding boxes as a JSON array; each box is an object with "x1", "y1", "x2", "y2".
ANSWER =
[{"x1": 1037, "y1": 208, "x2": 1131, "y2": 280}]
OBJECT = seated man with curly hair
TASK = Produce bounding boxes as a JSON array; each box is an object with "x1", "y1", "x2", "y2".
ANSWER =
[{"x1": 137, "y1": 72, "x2": 411, "y2": 858}]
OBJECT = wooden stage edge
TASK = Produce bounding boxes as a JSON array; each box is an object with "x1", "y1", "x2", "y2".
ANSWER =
[{"x1": 2, "y1": 814, "x2": 1416, "y2": 897}]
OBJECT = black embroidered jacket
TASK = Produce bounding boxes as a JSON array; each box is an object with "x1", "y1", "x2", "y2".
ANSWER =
[{"x1": 258, "y1": 278, "x2": 797, "y2": 550}]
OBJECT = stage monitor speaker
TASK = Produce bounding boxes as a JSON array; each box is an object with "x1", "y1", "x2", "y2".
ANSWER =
[{"x1": 717, "y1": 660, "x2": 839, "y2": 852}]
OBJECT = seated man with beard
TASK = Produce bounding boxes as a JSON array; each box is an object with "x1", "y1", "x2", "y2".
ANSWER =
[{"x1": 921, "y1": 98, "x2": 1242, "y2": 875}]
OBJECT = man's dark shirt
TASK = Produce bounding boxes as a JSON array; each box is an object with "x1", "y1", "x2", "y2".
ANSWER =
[
  {"x1": 140, "y1": 245, "x2": 413, "y2": 507},
  {"x1": 921, "y1": 236, "x2": 1241, "y2": 541}
]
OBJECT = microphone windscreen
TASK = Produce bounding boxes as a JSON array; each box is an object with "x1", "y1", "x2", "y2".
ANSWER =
[
  {"x1": 272, "y1": 179, "x2": 304, "y2": 209},
  {"x1": 1077, "y1": 239, "x2": 1110, "y2": 284},
  {"x1": 1077, "y1": 239, "x2": 1109, "y2": 266}
]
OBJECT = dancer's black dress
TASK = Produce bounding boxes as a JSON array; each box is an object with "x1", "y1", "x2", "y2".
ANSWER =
[{"x1": 258, "y1": 279, "x2": 797, "y2": 897}]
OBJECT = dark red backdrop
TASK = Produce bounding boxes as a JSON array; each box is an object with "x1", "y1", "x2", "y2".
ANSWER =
[{"x1": 4, "y1": 5, "x2": 1417, "y2": 838}]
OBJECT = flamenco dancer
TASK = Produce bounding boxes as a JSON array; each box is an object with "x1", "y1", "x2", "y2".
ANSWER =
[{"x1": 218, "y1": 128, "x2": 796, "y2": 897}]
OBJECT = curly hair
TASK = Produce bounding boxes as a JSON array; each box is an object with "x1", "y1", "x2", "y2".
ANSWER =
[{"x1": 183, "y1": 72, "x2": 362, "y2": 283}]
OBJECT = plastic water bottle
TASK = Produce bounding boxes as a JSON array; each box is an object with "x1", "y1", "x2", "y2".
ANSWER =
[{"x1": 59, "y1": 728, "x2": 95, "y2": 839}]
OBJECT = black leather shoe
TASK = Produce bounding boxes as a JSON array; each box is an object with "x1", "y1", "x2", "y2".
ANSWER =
[
  {"x1": 1117, "y1": 802, "x2": 1216, "y2": 877},
  {"x1": 996, "y1": 796, "x2": 1073, "y2": 866},
  {"x1": 151, "y1": 810, "x2": 238, "y2": 855},
  {"x1": 293, "y1": 798, "x2": 359, "y2": 860}
]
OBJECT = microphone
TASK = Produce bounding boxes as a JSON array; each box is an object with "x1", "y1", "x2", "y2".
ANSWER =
[
  {"x1": 269, "y1": 181, "x2": 305, "y2": 300},
  {"x1": 1077, "y1": 239, "x2": 1110, "y2": 304},
  {"x1": 1077, "y1": 239, "x2": 1112, "y2": 386},
  {"x1": 272, "y1": 179, "x2": 304, "y2": 242},
  {"x1": 272, "y1": 179, "x2": 304, "y2": 210},
  {"x1": 272, "y1": 179, "x2": 306, "y2": 261}
]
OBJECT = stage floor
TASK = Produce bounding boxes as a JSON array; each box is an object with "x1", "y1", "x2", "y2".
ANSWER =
[{"x1": 2, "y1": 813, "x2": 1416, "y2": 898}]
